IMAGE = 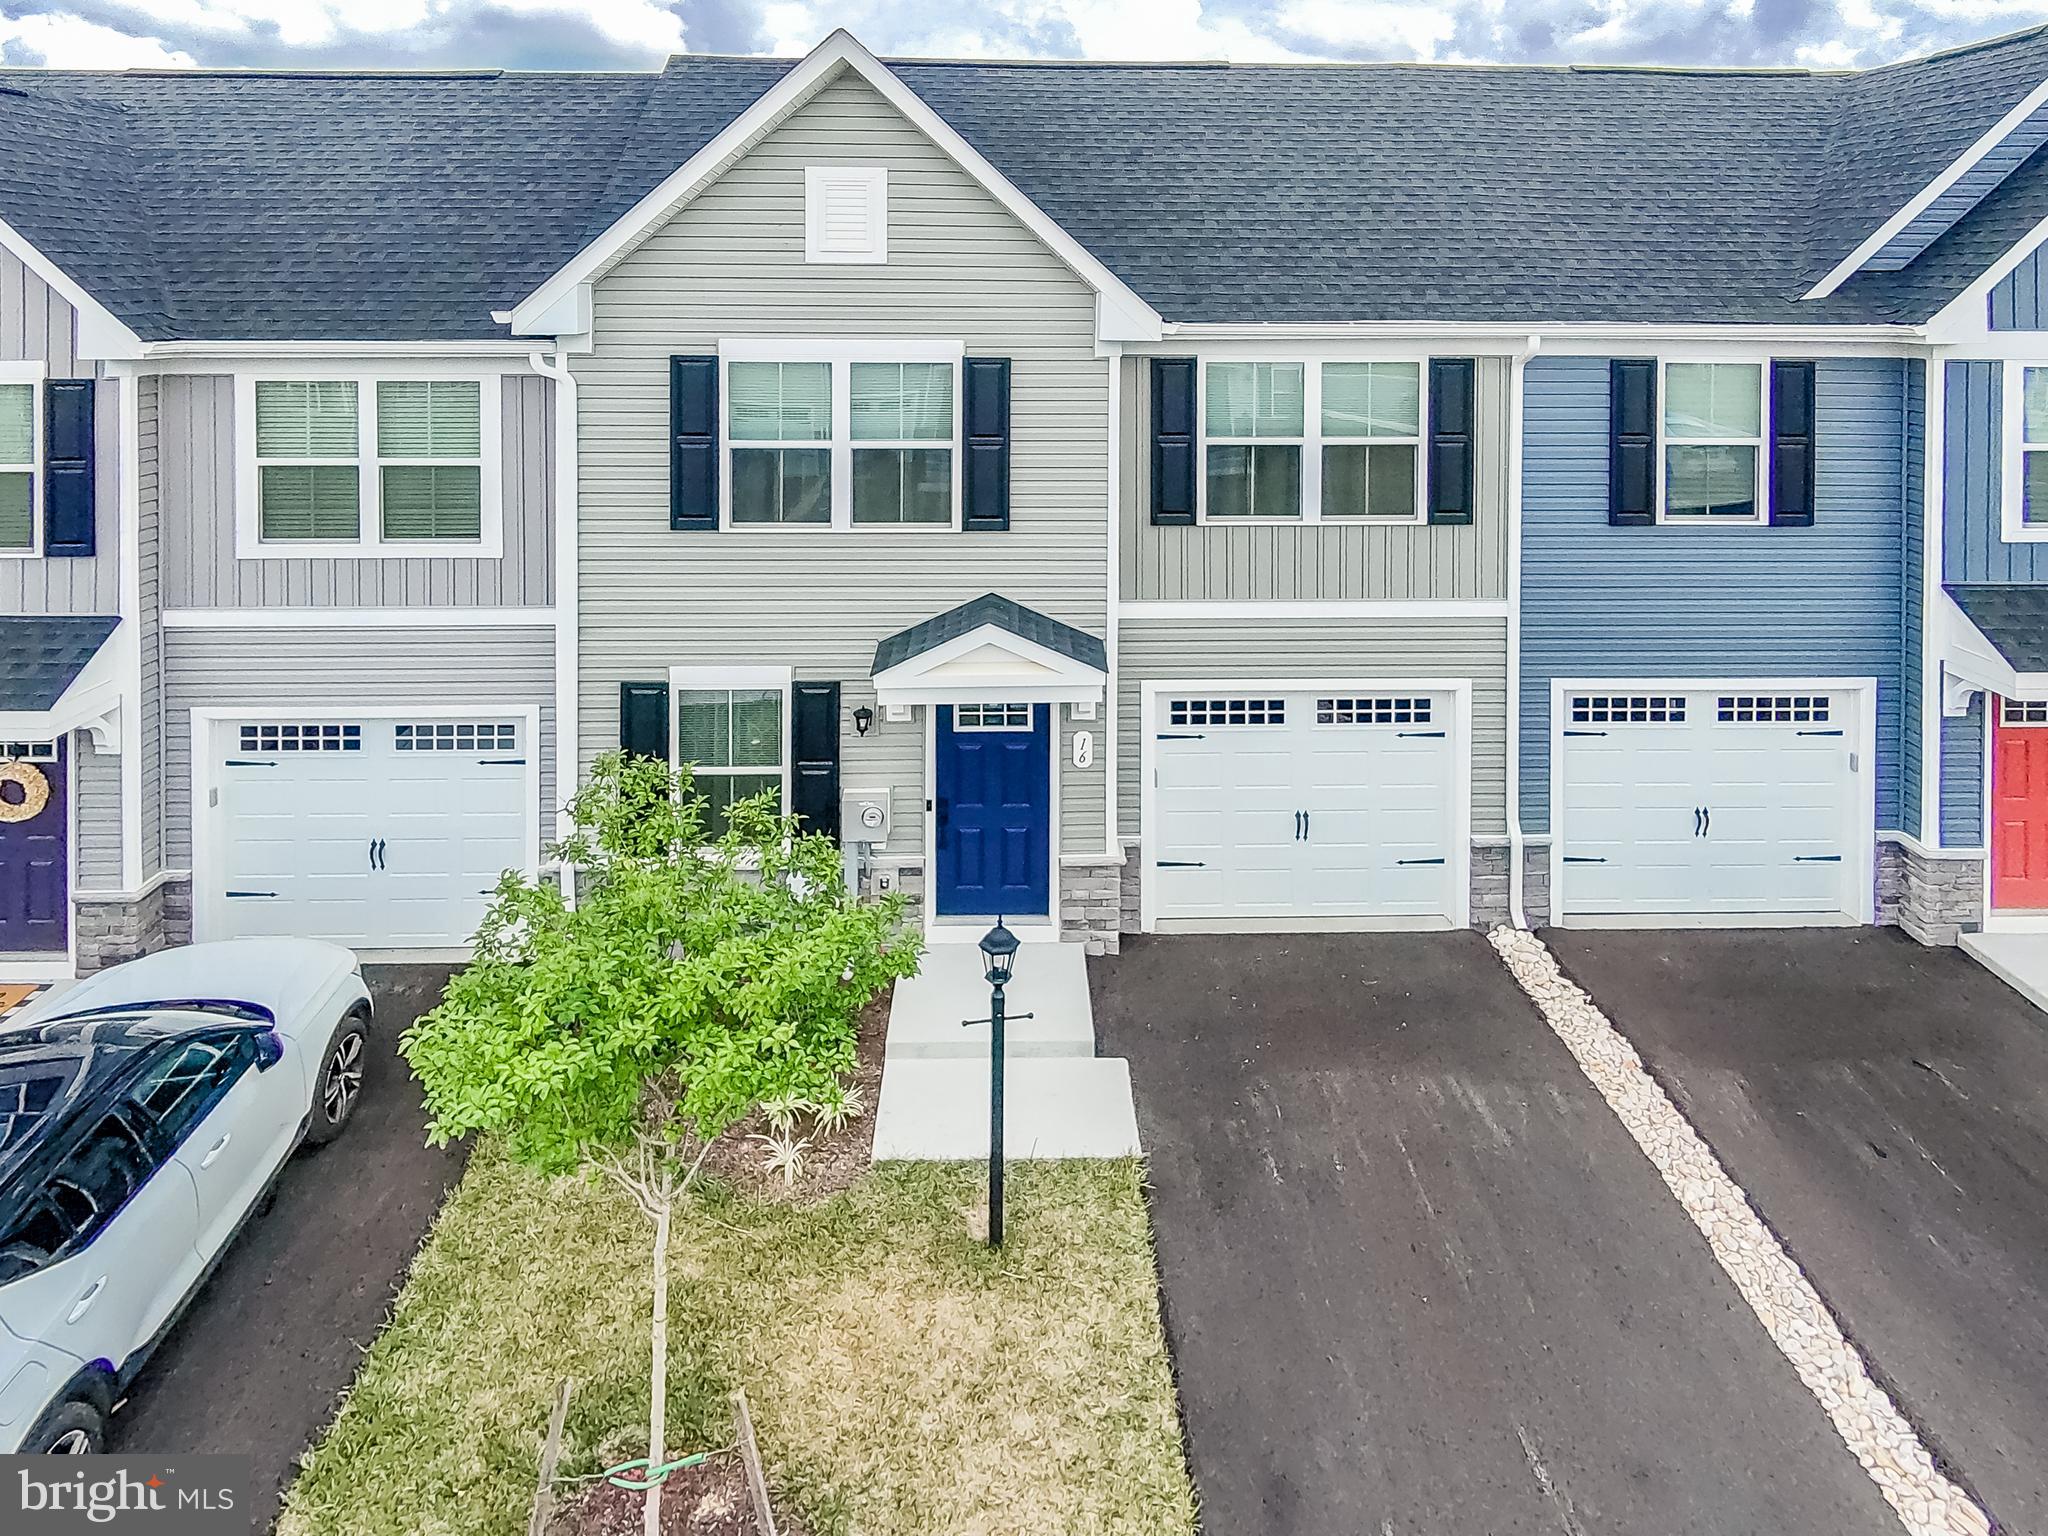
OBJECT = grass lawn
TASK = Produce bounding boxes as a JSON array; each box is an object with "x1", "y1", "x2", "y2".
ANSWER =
[{"x1": 279, "y1": 1149, "x2": 1198, "y2": 1536}]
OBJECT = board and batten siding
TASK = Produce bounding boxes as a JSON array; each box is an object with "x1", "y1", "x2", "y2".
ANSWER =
[
  {"x1": 1520, "y1": 355, "x2": 1910, "y2": 836},
  {"x1": 1118, "y1": 353, "x2": 1510, "y2": 602},
  {"x1": 573, "y1": 66, "x2": 1110, "y2": 860},
  {"x1": 1117, "y1": 615, "x2": 1510, "y2": 841},
  {"x1": 161, "y1": 627, "x2": 556, "y2": 871},
  {"x1": 72, "y1": 733, "x2": 121, "y2": 891},
  {"x1": 0, "y1": 248, "x2": 121, "y2": 616},
  {"x1": 1943, "y1": 359, "x2": 2048, "y2": 581},
  {"x1": 1989, "y1": 244, "x2": 2048, "y2": 330},
  {"x1": 154, "y1": 372, "x2": 556, "y2": 609}
]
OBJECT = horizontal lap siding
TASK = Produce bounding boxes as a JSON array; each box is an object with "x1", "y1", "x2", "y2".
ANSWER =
[
  {"x1": 1117, "y1": 616, "x2": 1510, "y2": 839},
  {"x1": 1941, "y1": 696, "x2": 1986, "y2": 847},
  {"x1": 73, "y1": 734, "x2": 121, "y2": 891},
  {"x1": 157, "y1": 373, "x2": 556, "y2": 608},
  {"x1": 1944, "y1": 359, "x2": 2048, "y2": 581},
  {"x1": 162, "y1": 627, "x2": 555, "y2": 870},
  {"x1": 1119, "y1": 354, "x2": 1510, "y2": 601},
  {"x1": 575, "y1": 69, "x2": 1110, "y2": 860},
  {"x1": 0, "y1": 248, "x2": 119, "y2": 615},
  {"x1": 1521, "y1": 355, "x2": 1908, "y2": 836}
]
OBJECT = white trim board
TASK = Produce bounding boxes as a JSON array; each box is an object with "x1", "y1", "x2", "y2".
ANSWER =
[
  {"x1": 1807, "y1": 75, "x2": 2048, "y2": 302},
  {"x1": 1136, "y1": 675, "x2": 1475, "y2": 935},
  {"x1": 508, "y1": 30, "x2": 1162, "y2": 344},
  {"x1": 1546, "y1": 676, "x2": 1880, "y2": 929},
  {"x1": 872, "y1": 622, "x2": 1106, "y2": 708}
]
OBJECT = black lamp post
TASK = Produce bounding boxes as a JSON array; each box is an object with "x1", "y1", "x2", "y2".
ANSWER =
[{"x1": 970, "y1": 918, "x2": 1026, "y2": 1248}]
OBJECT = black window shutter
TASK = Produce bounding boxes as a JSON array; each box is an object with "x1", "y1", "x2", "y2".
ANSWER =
[
  {"x1": 43, "y1": 378, "x2": 95, "y2": 557},
  {"x1": 790, "y1": 680, "x2": 841, "y2": 842},
  {"x1": 1150, "y1": 357, "x2": 1196, "y2": 526},
  {"x1": 1426, "y1": 358, "x2": 1476, "y2": 525},
  {"x1": 961, "y1": 357, "x2": 1010, "y2": 531},
  {"x1": 669, "y1": 356, "x2": 718, "y2": 531},
  {"x1": 618, "y1": 681, "x2": 670, "y2": 761},
  {"x1": 1608, "y1": 359, "x2": 1657, "y2": 527},
  {"x1": 1770, "y1": 359, "x2": 1816, "y2": 528}
]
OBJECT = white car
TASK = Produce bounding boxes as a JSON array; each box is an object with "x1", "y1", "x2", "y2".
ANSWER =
[{"x1": 0, "y1": 939, "x2": 372, "y2": 1453}]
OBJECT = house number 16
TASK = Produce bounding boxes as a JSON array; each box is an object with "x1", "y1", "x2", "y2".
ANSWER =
[{"x1": 1071, "y1": 730, "x2": 1095, "y2": 769}]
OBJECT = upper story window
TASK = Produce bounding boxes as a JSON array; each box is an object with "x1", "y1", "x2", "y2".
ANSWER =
[
  {"x1": 236, "y1": 373, "x2": 500, "y2": 560},
  {"x1": 1200, "y1": 359, "x2": 1425, "y2": 524},
  {"x1": 722, "y1": 343, "x2": 960, "y2": 531},
  {"x1": 2006, "y1": 365, "x2": 2048, "y2": 542},
  {"x1": 1661, "y1": 361, "x2": 1764, "y2": 523},
  {"x1": 805, "y1": 166, "x2": 888, "y2": 264},
  {"x1": 0, "y1": 374, "x2": 38, "y2": 555}
]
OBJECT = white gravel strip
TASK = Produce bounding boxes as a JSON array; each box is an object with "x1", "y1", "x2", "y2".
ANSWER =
[{"x1": 1487, "y1": 926, "x2": 1991, "y2": 1536}]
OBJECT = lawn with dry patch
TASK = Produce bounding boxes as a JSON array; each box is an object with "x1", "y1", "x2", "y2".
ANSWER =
[{"x1": 279, "y1": 1151, "x2": 1196, "y2": 1536}]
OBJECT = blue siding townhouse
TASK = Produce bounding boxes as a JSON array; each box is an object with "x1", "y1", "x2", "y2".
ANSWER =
[{"x1": 1, "y1": 26, "x2": 2047, "y2": 975}]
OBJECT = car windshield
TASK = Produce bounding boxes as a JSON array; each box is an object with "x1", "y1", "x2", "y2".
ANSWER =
[{"x1": 0, "y1": 1060, "x2": 74, "y2": 1158}]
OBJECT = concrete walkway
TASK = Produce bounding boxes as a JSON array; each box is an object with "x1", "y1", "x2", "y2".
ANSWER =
[
  {"x1": 872, "y1": 944, "x2": 1140, "y2": 1160},
  {"x1": 1962, "y1": 930, "x2": 2048, "y2": 1016}
]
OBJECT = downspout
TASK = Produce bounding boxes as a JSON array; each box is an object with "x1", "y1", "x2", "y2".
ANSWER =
[
  {"x1": 1506, "y1": 334, "x2": 1542, "y2": 930},
  {"x1": 529, "y1": 344, "x2": 578, "y2": 899}
]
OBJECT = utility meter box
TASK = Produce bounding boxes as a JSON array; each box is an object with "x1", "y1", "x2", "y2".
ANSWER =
[{"x1": 841, "y1": 786, "x2": 892, "y2": 843}]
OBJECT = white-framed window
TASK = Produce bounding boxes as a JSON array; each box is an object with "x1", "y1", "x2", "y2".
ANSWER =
[
  {"x1": 234, "y1": 371, "x2": 502, "y2": 559},
  {"x1": 2003, "y1": 698, "x2": 2048, "y2": 726},
  {"x1": 805, "y1": 166, "x2": 888, "y2": 264},
  {"x1": 954, "y1": 702, "x2": 1033, "y2": 731},
  {"x1": 670, "y1": 665, "x2": 791, "y2": 837},
  {"x1": 720, "y1": 341, "x2": 961, "y2": 531},
  {"x1": 2003, "y1": 365, "x2": 2048, "y2": 541},
  {"x1": 0, "y1": 364, "x2": 42, "y2": 557},
  {"x1": 1199, "y1": 358, "x2": 1427, "y2": 524},
  {"x1": 1659, "y1": 360, "x2": 1765, "y2": 523}
]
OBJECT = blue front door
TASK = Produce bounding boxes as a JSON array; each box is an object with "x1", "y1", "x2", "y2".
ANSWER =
[
  {"x1": 935, "y1": 704, "x2": 1051, "y2": 917},
  {"x1": 0, "y1": 743, "x2": 68, "y2": 953}
]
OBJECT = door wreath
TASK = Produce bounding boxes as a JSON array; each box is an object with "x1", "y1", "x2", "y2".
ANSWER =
[{"x1": 0, "y1": 760, "x2": 51, "y2": 824}]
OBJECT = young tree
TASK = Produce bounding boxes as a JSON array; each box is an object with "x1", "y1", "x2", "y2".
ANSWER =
[{"x1": 403, "y1": 752, "x2": 919, "y2": 1535}]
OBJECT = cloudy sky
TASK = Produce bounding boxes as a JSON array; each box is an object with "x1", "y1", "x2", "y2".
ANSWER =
[{"x1": 0, "y1": 0, "x2": 2044, "y2": 72}]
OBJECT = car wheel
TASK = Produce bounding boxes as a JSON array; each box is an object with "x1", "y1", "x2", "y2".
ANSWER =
[
  {"x1": 306, "y1": 1012, "x2": 369, "y2": 1146},
  {"x1": 25, "y1": 1397, "x2": 104, "y2": 1455}
]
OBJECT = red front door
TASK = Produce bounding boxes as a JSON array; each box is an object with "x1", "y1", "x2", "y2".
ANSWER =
[{"x1": 1992, "y1": 700, "x2": 2048, "y2": 911}]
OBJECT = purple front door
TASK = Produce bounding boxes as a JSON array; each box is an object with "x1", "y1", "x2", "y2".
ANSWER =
[{"x1": 0, "y1": 744, "x2": 67, "y2": 954}]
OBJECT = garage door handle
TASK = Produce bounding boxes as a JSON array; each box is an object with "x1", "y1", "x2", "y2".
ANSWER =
[
  {"x1": 1294, "y1": 810, "x2": 1305, "y2": 840},
  {"x1": 368, "y1": 838, "x2": 387, "y2": 871},
  {"x1": 225, "y1": 890, "x2": 278, "y2": 898},
  {"x1": 1155, "y1": 860, "x2": 1206, "y2": 869},
  {"x1": 1302, "y1": 810, "x2": 1310, "y2": 841}
]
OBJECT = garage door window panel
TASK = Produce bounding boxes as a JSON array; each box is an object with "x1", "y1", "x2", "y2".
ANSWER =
[
  {"x1": 0, "y1": 379, "x2": 38, "y2": 554},
  {"x1": 1661, "y1": 363, "x2": 1764, "y2": 523},
  {"x1": 676, "y1": 687, "x2": 785, "y2": 835}
]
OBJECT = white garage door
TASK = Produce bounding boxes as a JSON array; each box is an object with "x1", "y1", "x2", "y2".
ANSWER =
[
  {"x1": 211, "y1": 716, "x2": 532, "y2": 949},
  {"x1": 1558, "y1": 689, "x2": 1863, "y2": 921},
  {"x1": 1151, "y1": 689, "x2": 1459, "y2": 927}
]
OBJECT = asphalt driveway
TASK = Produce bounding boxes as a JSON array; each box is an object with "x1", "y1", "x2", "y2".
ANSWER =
[
  {"x1": 1549, "y1": 928, "x2": 2048, "y2": 1536},
  {"x1": 103, "y1": 964, "x2": 467, "y2": 1532},
  {"x1": 1092, "y1": 932, "x2": 1893, "y2": 1536}
]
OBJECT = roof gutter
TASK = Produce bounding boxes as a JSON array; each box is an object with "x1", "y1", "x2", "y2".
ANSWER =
[{"x1": 1158, "y1": 320, "x2": 1925, "y2": 346}]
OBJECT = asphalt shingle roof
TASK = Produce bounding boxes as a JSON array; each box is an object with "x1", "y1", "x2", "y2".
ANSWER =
[
  {"x1": 0, "y1": 616, "x2": 119, "y2": 712},
  {"x1": 4, "y1": 26, "x2": 2048, "y2": 339},
  {"x1": 872, "y1": 593, "x2": 1107, "y2": 676},
  {"x1": 1948, "y1": 584, "x2": 2048, "y2": 673}
]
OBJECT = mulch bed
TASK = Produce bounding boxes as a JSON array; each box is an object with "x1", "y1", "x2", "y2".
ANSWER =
[
  {"x1": 692, "y1": 987, "x2": 891, "y2": 1204},
  {"x1": 551, "y1": 1454, "x2": 807, "y2": 1536}
]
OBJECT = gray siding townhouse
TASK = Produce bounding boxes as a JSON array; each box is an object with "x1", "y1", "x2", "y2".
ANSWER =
[{"x1": 5, "y1": 26, "x2": 2048, "y2": 975}]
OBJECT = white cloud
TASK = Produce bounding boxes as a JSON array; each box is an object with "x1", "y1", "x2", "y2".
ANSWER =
[
  {"x1": 1276, "y1": 0, "x2": 1456, "y2": 57},
  {"x1": 0, "y1": 9, "x2": 195, "y2": 64}
]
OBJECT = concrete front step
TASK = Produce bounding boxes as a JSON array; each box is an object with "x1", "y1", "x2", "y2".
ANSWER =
[
  {"x1": 884, "y1": 942, "x2": 1096, "y2": 1060},
  {"x1": 871, "y1": 1056, "x2": 1142, "y2": 1160},
  {"x1": 1962, "y1": 931, "x2": 2048, "y2": 1016}
]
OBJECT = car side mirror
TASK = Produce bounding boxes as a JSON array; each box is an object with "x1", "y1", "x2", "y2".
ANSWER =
[{"x1": 253, "y1": 1029, "x2": 285, "y2": 1071}]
